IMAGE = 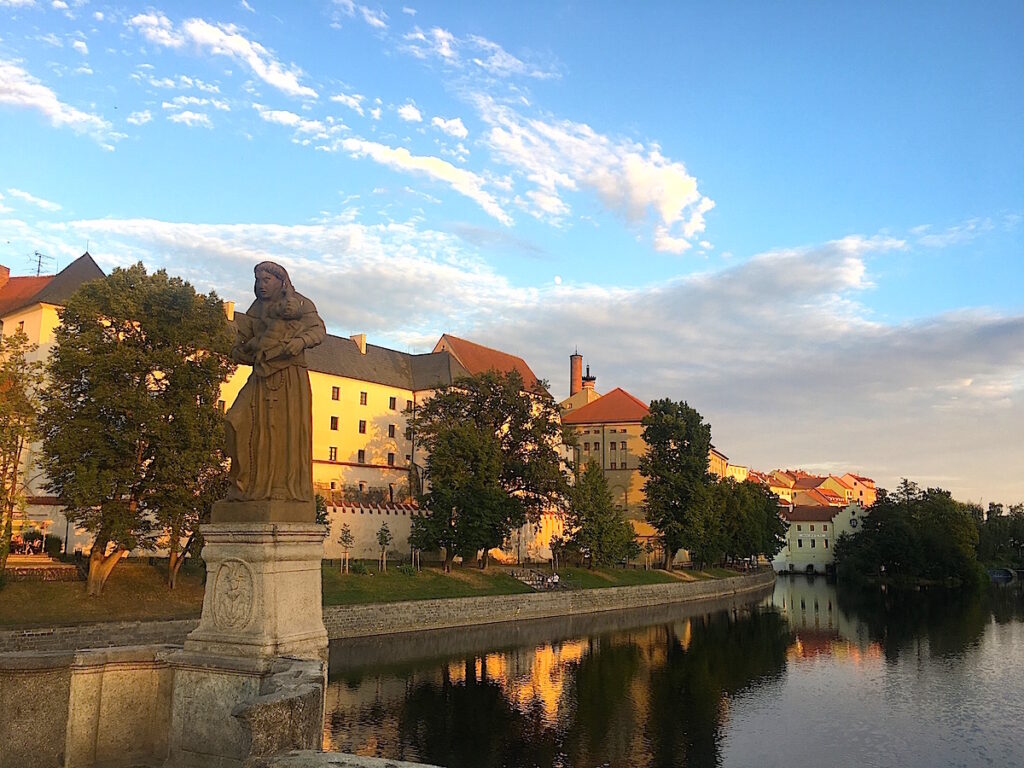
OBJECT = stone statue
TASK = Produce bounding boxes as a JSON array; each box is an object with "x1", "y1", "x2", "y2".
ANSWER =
[{"x1": 223, "y1": 261, "x2": 326, "y2": 505}]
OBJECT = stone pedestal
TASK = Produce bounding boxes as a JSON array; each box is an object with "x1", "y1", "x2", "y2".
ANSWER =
[{"x1": 184, "y1": 521, "x2": 328, "y2": 661}]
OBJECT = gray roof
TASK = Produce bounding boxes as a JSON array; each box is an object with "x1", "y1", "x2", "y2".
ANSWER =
[
  {"x1": 32, "y1": 252, "x2": 105, "y2": 306},
  {"x1": 303, "y1": 332, "x2": 470, "y2": 391}
]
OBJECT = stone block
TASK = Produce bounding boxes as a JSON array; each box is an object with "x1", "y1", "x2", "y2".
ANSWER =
[
  {"x1": 212, "y1": 499, "x2": 316, "y2": 524},
  {"x1": 185, "y1": 523, "x2": 328, "y2": 661}
]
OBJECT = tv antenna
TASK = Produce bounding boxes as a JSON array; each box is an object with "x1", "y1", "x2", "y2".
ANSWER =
[{"x1": 31, "y1": 250, "x2": 55, "y2": 276}]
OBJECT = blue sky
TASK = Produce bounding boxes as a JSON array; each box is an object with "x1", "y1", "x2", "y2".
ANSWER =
[{"x1": 1, "y1": 1, "x2": 1022, "y2": 503}]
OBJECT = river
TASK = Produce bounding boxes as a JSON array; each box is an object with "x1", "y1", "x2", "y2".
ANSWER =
[{"x1": 324, "y1": 577, "x2": 1024, "y2": 767}]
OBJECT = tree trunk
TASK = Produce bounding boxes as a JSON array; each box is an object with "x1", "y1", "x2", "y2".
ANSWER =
[
  {"x1": 0, "y1": 505, "x2": 13, "y2": 575},
  {"x1": 479, "y1": 549, "x2": 489, "y2": 570},
  {"x1": 87, "y1": 541, "x2": 126, "y2": 596},
  {"x1": 443, "y1": 549, "x2": 454, "y2": 573},
  {"x1": 662, "y1": 549, "x2": 674, "y2": 570},
  {"x1": 167, "y1": 530, "x2": 195, "y2": 590}
]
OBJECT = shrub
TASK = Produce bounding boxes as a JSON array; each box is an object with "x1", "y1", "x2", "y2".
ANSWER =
[
  {"x1": 44, "y1": 535, "x2": 63, "y2": 558},
  {"x1": 349, "y1": 560, "x2": 370, "y2": 575},
  {"x1": 396, "y1": 563, "x2": 416, "y2": 576}
]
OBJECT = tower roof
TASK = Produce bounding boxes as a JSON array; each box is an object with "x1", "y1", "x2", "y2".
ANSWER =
[{"x1": 561, "y1": 387, "x2": 649, "y2": 425}]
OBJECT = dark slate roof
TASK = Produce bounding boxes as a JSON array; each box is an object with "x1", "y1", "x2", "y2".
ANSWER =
[{"x1": 294, "y1": 329, "x2": 470, "y2": 391}]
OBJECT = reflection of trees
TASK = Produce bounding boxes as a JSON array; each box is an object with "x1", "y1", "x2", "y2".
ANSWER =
[
  {"x1": 644, "y1": 610, "x2": 791, "y2": 768},
  {"x1": 835, "y1": 584, "x2": 991, "y2": 662}
]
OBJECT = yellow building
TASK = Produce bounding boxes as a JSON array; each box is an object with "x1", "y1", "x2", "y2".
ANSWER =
[
  {"x1": 0, "y1": 254, "x2": 105, "y2": 552},
  {"x1": 772, "y1": 503, "x2": 865, "y2": 575},
  {"x1": 841, "y1": 473, "x2": 877, "y2": 508}
]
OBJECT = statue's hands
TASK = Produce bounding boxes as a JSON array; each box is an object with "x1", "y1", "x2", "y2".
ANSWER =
[{"x1": 284, "y1": 337, "x2": 305, "y2": 356}]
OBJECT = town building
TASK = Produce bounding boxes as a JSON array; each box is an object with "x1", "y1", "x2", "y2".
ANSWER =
[
  {"x1": 841, "y1": 473, "x2": 878, "y2": 507},
  {"x1": 772, "y1": 502, "x2": 865, "y2": 575},
  {"x1": 0, "y1": 254, "x2": 105, "y2": 552}
]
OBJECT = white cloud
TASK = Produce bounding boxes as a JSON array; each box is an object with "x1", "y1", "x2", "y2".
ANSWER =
[
  {"x1": 0, "y1": 59, "x2": 113, "y2": 140},
  {"x1": 431, "y1": 115, "x2": 467, "y2": 138},
  {"x1": 0, "y1": 1, "x2": 37, "y2": 7},
  {"x1": 360, "y1": 6, "x2": 387, "y2": 29},
  {"x1": 254, "y1": 103, "x2": 331, "y2": 137},
  {"x1": 402, "y1": 27, "x2": 558, "y2": 79},
  {"x1": 167, "y1": 110, "x2": 212, "y2": 128},
  {"x1": 397, "y1": 103, "x2": 422, "y2": 123},
  {"x1": 126, "y1": 109, "x2": 152, "y2": 125},
  {"x1": 93, "y1": 10, "x2": 103, "y2": 20},
  {"x1": 71, "y1": 39, "x2": 88, "y2": 55},
  {"x1": 128, "y1": 14, "x2": 318, "y2": 99},
  {"x1": 915, "y1": 217, "x2": 995, "y2": 248},
  {"x1": 330, "y1": 91, "x2": 364, "y2": 116},
  {"x1": 369, "y1": 107, "x2": 381, "y2": 120},
  {"x1": 476, "y1": 97, "x2": 714, "y2": 250},
  {"x1": 51, "y1": 0, "x2": 67, "y2": 9},
  {"x1": 163, "y1": 94, "x2": 230, "y2": 111},
  {"x1": 37, "y1": 33, "x2": 61, "y2": 47},
  {"x1": 239, "y1": 0, "x2": 254, "y2": 12},
  {"x1": 402, "y1": 6, "x2": 416, "y2": 15},
  {"x1": 337, "y1": 137, "x2": 511, "y2": 225},
  {"x1": 7, "y1": 187, "x2": 62, "y2": 211}
]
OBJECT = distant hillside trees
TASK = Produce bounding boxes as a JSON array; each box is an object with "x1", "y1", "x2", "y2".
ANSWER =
[
  {"x1": 409, "y1": 370, "x2": 568, "y2": 570},
  {"x1": 39, "y1": 264, "x2": 234, "y2": 595},
  {"x1": 834, "y1": 479, "x2": 982, "y2": 586}
]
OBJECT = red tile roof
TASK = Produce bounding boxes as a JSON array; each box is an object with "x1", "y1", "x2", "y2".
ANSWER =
[
  {"x1": 0, "y1": 276, "x2": 53, "y2": 317},
  {"x1": 561, "y1": 387, "x2": 649, "y2": 425},
  {"x1": 433, "y1": 333, "x2": 548, "y2": 396},
  {"x1": 784, "y1": 505, "x2": 837, "y2": 522},
  {"x1": 0, "y1": 253, "x2": 104, "y2": 318}
]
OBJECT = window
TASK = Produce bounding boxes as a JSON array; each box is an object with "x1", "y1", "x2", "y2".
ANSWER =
[
  {"x1": 217, "y1": 400, "x2": 226, "y2": 413},
  {"x1": 610, "y1": 442, "x2": 617, "y2": 451},
  {"x1": 389, "y1": 396, "x2": 397, "y2": 410},
  {"x1": 798, "y1": 539, "x2": 803, "y2": 548},
  {"x1": 330, "y1": 416, "x2": 338, "y2": 430},
  {"x1": 387, "y1": 452, "x2": 395, "y2": 466},
  {"x1": 357, "y1": 449, "x2": 365, "y2": 463},
  {"x1": 405, "y1": 454, "x2": 411, "y2": 462},
  {"x1": 797, "y1": 525, "x2": 802, "y2": 532},
  {"x1": 810, "y1": 539, "x2": 816, "y2": 548},
  {"x1": 359, "y1": 391, "x2": 367, "y2": 405},
  {"x1": 406, "y1": 399, "x2": 413, "y2": 410},
  {"x1": 330, "y1": 480, "x2": 337, "y2": 490},
  {"x1": 823, "y1": 524, "x2": 828, "y2": 531},
  {"x1": 358, "y1": 420, "x2": 366, "y2": 434},
  {"x1": 17, "y1": 321, "x2": 24, "y2": 331},
  {"x1": 328, "y1": 446, "x2": 337, "y2": 461},
  {"x1": 388, "y1": 424, "x2": 396, "y2": 438},
  {"x1": 331, "y1": 386, "x2": 340, "y2": 400},
  {"x1": 358, "y1": 482, "x2": 366, "y2": 493},
  {"x1": 609, "y1": 462, "x2": 617, "y2": 470},
  {"x1": 593, "y1": 443, "x2": 600, "y2": 452},
  {"x1": 388, "y1": 484, "x2": 395, "y2": 501},
  {"x1": 620, "y1": 441, "x2": 626, "y2": 450},
  {"x1": 824, "y1": 539, "x2": 829, "y2": 549},
  {"x1": 405, "y1": 427, "x2": 413, "y2": 440},
  {"x1": 584, "y1": 442, "x2": 590, "y2": 452},
  {"x1": 810, "y1": 524, "x2": 815, "y2": 531}
]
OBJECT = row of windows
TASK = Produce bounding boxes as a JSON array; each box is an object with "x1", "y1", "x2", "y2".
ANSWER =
[
  {"x1": 328, "y1": 418, "x2": 410, "y2": 440},
  {"x1": 794, "y1": 524, "x2": 829, "y2": 532},
  {"x1": 328, "y1": 387, "x2": 411, "y2": 413},
  {"x1": 796, "y1": 539, "x2": 829, "y2": 549},
  {"x1": 582, "y1": 441, "x2": 628, "y2": 452},
  {"x1": 326, "y1": 448, "x2": 407, "y2": 466}
]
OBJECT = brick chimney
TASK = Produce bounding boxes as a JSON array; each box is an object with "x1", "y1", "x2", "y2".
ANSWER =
[
  {"x1": 582, "y1": 364, "x2": 596, "y2": 391},
  {"x1": 351, "y1": 333, "x2": 367, "y2": 355},
  {"x1": 570, "y1": 351, "x2": 583, "y2": 396},
  {"x1": 0, "y1": 265, "x2": 9, "y2": 290}
]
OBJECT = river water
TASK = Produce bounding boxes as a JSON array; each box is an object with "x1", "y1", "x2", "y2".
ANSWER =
[{"x1": 324, "y1": 577, "x2": 1024, "y2": 767}]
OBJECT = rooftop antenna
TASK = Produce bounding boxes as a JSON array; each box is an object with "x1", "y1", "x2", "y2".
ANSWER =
[{"x1": 32, "y1": 250, "x2": 54, "y2": 276}]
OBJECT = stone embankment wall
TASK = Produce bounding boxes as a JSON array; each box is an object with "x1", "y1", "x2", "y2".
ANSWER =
[
  {"x1": 0, "y1": 571, "x2": 774, "y2": 653},
  {"x1": 324, "y1": 569, "x2": 774, "y2": 639}
]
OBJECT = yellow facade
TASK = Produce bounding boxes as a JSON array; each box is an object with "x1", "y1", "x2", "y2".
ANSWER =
[
  {"x1": 819, "y1": 475, "x2": 855, "y2": 503},
  {"x1": 571, "y1": 422, "x2": 648, "y2": 520}
]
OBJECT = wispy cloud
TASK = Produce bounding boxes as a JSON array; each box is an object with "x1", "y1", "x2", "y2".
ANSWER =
[
  {"x1": 330, "y1": 91, "x2": 364, "y2": 116},
  {"x1": 360, "y1": 6, "x2": 387, "y2": 29},
  {"x1": 254, "y1": 102, "x2": 337, "y2": 139},
  {"x1": 432, "y1": 115, "x2": 467, "y2": 139},
  {"x1": 7, "y1": 187, "x2": 62, "y2": 211},
  {"x1": 0, "y1": 59, "x2": 113, "y2": 143},
  {"x1": 128, "y1": 13, "x2": 317, "y2": 99},
  {"x1": 913, "y1": 217, "x2": 996, "y2": 248},
  {"x1": 167, "y1": 110, "x2": 212, "y2": 128},
  {"x1": 397, "y1": 102, "x2": 422, "y2": 122},
  {"x1": 126, "y1": 109, "x2": 152, "y2": 125},
  {"x1": 402, "y1": 26, "x2": 559, "y2": 79}
]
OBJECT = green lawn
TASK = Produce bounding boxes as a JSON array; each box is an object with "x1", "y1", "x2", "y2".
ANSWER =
[
  {"x1": 321, "y1": 562, "x2": 533, "y2": 605},
  {"x1": 0, "y1": 559, "x2": 737, "y2": 628},
  {"x1": 0, "y1": 561, "x2": 205, "y2": 628}
]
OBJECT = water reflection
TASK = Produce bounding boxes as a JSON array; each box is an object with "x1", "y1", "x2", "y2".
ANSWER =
[{"x1": 325, "y1": 579, "x2": 1024, "y2": 767}]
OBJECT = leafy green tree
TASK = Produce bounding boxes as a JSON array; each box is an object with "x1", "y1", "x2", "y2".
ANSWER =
[
  {"x1": 39, "y1": 264, "x2": 233, "y2": 595},
  {"x1": 0, "y1": 330, "x2": 44, "y2": 577},
  {"x1": 408, "y1": 370, "x2": 567, "y2": 570},
  {"x1": 567, "y1": 460, "x2": 639, "y2": 567},
  {"x1": 716, "y1": 479, "x2": 786, "y2": 564},
  {"x1": 639, "y1": 399, "x2": 713, "y2": 568},
  {"x1": 336, "y1": 522, "x2": 354, "y2": 573},
  {"x1": 315, "y1": 493, "x2": 329, "y2": 524},
  {"x1": 377, "y1": 521, "x2": 393, "y2": 572}
]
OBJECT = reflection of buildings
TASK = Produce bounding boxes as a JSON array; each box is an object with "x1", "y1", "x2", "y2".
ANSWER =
[{"x1": 772, "y1": 578, "x2": 880, "y2": 662}]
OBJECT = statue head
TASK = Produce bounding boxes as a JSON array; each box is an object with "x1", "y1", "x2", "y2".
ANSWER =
[{"x1": 253, "y1": 261, "x2": 293, "y2": 303}]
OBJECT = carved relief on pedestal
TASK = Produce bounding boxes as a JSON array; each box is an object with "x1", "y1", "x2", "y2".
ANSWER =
[{"x1": 213, "y1": 558, "x2": 255, "y2": 630}]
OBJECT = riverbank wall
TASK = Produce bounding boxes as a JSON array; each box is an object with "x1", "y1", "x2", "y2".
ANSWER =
[{"x1": 0, "y1": 570, "x2": 774, "y2": 653}]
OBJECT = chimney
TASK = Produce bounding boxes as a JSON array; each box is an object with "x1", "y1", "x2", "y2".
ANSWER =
[
  {"x1": 570, "y1": 351, "x2": 583, "y2": 396},
  {"x1": 351, "y1": 333, "x2": 367, "y2": 355},
  {"x1": 582, "y1": 364, "x2": 596, "y2": 391},
  {"x1": 223, "y1": 300, "x2": 235, "y2": 321},
  {"x1": 0, "y1": 265, "x2": 9, "y2": 290}
]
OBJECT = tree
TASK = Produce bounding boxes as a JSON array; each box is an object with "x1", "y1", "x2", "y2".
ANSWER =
[
  {"x1": 377, "y1": 522, "x2": 393, "y2": 572},
  {"x1": 38, "y1": 264, "x2": 234, "y2": 595},
  {"x1": 567, "y1": 460, "x2": 639, "y2": 567},
  {"x1": 716, "y1": 479, "x2": 786, "y2": 565},
  {"x1": 315, "y1": 493, "x2": 329, "y2": 525},
  {"x1": 0, "y1": 330, "x2": 44, "y2": 578},
  {"x1": 639, "y1": 399, "x2": 713, "y2": 568},
  {"x1": 408, "y1": 370, "x2": 568, "y2": 570},
  {"x1": 337, "y1": 523, "x2": 354, "y2": 574}
]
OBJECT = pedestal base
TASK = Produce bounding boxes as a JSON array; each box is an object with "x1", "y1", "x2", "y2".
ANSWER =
[{"x1": 185, "y1": 522, "x2": 328, "y2": 661}]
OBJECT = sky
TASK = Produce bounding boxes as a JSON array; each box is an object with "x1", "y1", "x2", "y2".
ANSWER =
[{"x1": 1, "y1": 1, "x2": 1022, "y2": 504}]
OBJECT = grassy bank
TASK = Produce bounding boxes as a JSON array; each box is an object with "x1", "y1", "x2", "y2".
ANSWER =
[{"x1": 0, "y1": 560, "x2": 739, "y2": 628}]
